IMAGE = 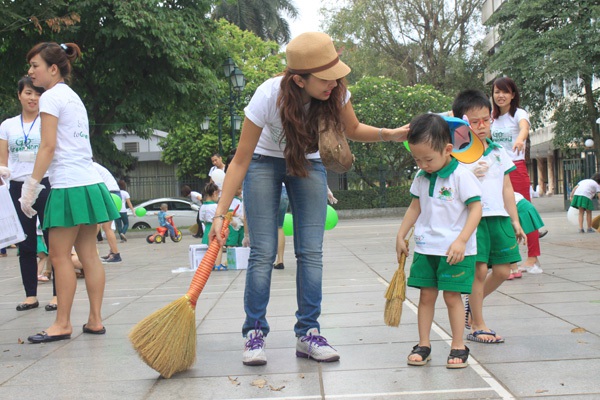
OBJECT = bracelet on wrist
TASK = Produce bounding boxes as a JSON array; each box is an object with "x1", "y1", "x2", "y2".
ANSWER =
[
  {"x1": 212, "y1": 214, "x2": 226, "y2": 221},
  {"x1": 378, "y1": 127, "x2": 385, "y2": 142}
]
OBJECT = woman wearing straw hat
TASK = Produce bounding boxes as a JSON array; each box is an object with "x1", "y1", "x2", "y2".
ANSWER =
[{"x1": 210, "y1": 32, "x2": 409, "y2": 366}]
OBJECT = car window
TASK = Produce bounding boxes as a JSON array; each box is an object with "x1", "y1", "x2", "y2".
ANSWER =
[
  {"x1": 172, "y1": 201, "x2": 193, "y2": 211},
  {"x1": 147, "y1": 202, "x2": 163, "y2": 211}
]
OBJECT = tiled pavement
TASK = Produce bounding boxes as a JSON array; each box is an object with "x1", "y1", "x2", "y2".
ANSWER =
[{"x1": 1, "y1": 196, "x2": 599, "y2": 399}]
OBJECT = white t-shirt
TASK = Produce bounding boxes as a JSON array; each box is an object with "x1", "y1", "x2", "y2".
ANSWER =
[
  {"x1": 0, "y1": 114, "x2": 48, "y2": 182},
  {"x1": 244, "y1": 76, "x2": 351, "y2": 159},
  {"x1": 92, "y1": 162, "x2": 119, "y2": 191},
  {"x1": 410, "y1": 159, "x2": 482, "y2": 256},
  {"x1": 119, "y1": 190, "x2": 131, "y2": 212},
  {"x1": 39, "y1": 83, "x2": 101, "y2": 188},
  {"x1": 461, "y1": 141, "x2": 515, "y2": 217},
  {"x1": 189, "y1": 191, "x2": 203, "y2": 206},
  {"x1": 490, "y1": 108, "x2": 530, "y2": 162},
  {"x1": 574, "y1": 179, "x2": 600, "y2": 199}
]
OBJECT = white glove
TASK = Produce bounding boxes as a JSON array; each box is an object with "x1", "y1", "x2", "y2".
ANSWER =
[
  {"x1": 327, "y1": 187, "x2": 338, "y2": 204},
  {"x1": 242, "y1": 234, "x2": 250, "y2": 248},
  {"x1": 19, "y1": 176, "x2": 45, "y2": 218},
  {"x1": 473, "y1": 161, "x2": 489, "y2": 178},
  {"x1": 0, "y1": 166, "x2": 10, "y2": 179}
]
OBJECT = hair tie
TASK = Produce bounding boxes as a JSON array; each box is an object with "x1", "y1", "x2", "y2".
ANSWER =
[{"x1": 60, "y1": 43, "x2": 68, "y2": 51}]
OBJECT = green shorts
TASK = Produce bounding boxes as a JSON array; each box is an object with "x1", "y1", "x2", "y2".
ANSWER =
[
  {"x1": 407, "y1": 252, "x2": 476, "y2": 294},
  {"x1": 475, "y1": 216, "x2": 521, "y2": 265}
]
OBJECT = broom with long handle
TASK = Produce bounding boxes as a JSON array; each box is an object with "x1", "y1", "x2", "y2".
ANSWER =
[
  {"x1": 384, "y1": 232, "x2": 412, "y2": 327},
  {"x1": 129, "y1": 207, "x2": 236, "y2": 378}
]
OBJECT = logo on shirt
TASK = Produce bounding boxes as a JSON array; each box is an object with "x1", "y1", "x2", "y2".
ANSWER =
[
  {"x1": 270, "y1": 126, "x2": 286, "y2": 146},
  {"x1": 491, "y1": 128, "x2": 511, "y2": 143},
  {"x1": 414, "y1": 234, "x2": 425, "y2": 245},
  {"x1": 437, "y1": 186, "x2": 454, "y2": 202}
]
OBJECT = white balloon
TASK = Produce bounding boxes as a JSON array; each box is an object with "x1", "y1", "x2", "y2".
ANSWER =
[
  {"x1": 211, "y1": 169, "x2": 225, "y2": 186},
  {"x1": 567, "y1": 206, "x2": 580, "y2": 227}
]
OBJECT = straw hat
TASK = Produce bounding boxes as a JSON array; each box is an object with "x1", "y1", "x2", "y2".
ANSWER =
[{"x1": 286, "y1": 32, "x2": 351, "y2": 80}]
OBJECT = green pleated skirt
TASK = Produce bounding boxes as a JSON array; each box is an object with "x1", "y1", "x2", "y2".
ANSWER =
[
  {"x1": 570, "y1": 195, "x2": 594, "y2": 211},
  {"x1": 43, "y1": 183, "x2": 121, "y2": 229},
  {"x1": 516, "y1": 199, "x2": 545, "y2": 234}
]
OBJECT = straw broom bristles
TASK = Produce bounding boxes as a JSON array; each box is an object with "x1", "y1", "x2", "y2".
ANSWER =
[
  {"x1": 129, "y1": 211, "x2": 233, "y2": 378},
  {"x1": 384, "y1": 239, "x2": 409, "y2": 327}
]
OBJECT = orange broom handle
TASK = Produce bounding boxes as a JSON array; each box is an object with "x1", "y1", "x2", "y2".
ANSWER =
[{"x1": 186, "y1": 206, "x2": 238, "y2": 304}]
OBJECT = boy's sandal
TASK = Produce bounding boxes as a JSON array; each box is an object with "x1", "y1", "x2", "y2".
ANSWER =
[
  {"x1": 446, "y1": 345, "x2": 469, "y2": 369},
  {"x1": 407, "y1": 344, "x2": 431, "y2": 366},
  {"x1": 212, "y1": 264, "x2": 228, "y2": 271}
]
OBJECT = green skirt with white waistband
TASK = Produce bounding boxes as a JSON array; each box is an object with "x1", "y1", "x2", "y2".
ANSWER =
[{"x1": 43, "y1": 183, "x2": 121, "y2": 229}]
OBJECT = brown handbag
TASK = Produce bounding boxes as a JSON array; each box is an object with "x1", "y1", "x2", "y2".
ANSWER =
[{"x1": 318, "y1": 122, "x2": 354, "y2": 173}]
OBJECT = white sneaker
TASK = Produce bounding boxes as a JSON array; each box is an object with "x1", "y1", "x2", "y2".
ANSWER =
[
  {"x1": 243, "y1": 328, "x2": 267, "y2": 366},
  {"x1": 296, "y1": 328, "x2": 340, "y2": 362},
  {"x1": 527, "y1": 264, "x2": 543, "y2": 274}
]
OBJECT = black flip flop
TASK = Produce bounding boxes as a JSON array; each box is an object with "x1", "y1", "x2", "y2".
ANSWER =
[{"x1": 82, "y1": 324, "x2": 106, "y2": 335}]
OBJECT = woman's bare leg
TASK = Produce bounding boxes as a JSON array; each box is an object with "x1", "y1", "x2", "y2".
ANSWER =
[{"x1": 74, "y1": 224, "x2": 105, "y2": 331}]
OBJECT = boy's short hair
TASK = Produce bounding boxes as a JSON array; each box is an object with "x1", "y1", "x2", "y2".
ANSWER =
[
  {"x1": 160, "y1": 203, "x2": 168, "y2": 210},
  {"x1": 452, "y1": 89, "x2": 491, "y2": 119},
  {"x1": 407, "y1": 113, "x2": 452, "y2": 153}
]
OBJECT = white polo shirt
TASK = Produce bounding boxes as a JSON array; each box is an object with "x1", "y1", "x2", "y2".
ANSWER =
[
  {"x1": 411, "y1": 158, "x2": 482, "y2": 256},
  {"x1": 460, "y1": 140, "x2": 515, "y2": 217}
]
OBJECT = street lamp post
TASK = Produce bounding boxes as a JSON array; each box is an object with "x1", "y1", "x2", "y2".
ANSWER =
[
  {"x1": 223, "y1": 58, "x2": 246, "y2": 149},
  {"x1": 200, "y1": 58, "x2": 246, "y2": 155}
]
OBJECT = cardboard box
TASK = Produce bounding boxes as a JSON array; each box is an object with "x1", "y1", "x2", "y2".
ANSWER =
[
  {"x1": 188, "y1": 244, "x2": 209, "y2": 271},
  {"x1": 226, "y1": 247, "x2": 250, "y2": 270}
]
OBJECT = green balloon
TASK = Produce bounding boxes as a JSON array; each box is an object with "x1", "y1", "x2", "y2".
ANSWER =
[
  {"x1": 282, "y1": 213, "x2": 294, "y2": 236},
  {"x1": 111, "y1": 193, "x2": 122, "y2": 211},
  {"x1": 325, "y1": 205, "x2": 338, "y2": 230},
  {"x1": 135, "y1": 207, "x2": 147, "y2": 217}
]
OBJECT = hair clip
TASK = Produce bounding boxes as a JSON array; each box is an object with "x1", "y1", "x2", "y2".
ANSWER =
[{"x1": 60, "y1": 43, "x2": 68, "y2": 51}]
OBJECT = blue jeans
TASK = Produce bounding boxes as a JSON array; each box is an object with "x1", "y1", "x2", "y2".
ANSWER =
[
  {"x1": 115, "y1": 212, "x2": 129, "y2": 235},
  {"x1": 242, "y1": 154, "x2": 327, "y2": 337},
  {"x1": 163, "y1": 222, "x2": 175, "y2": 237}
]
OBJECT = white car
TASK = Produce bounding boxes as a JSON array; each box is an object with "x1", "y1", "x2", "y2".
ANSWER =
[{"x1": 127, "y1": 197, "x2": 199, "y2": 230}]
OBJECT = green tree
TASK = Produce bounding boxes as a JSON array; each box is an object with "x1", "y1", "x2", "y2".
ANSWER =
[
  {"x1": 324, "y1": 0, "x2": 485, "y2": 93},
  {"x1": 485, "y1": 0, "x2": 600, "y2": 157},
  {"x1": 0, "y1": 0, "x2": 224, "y2": 174},
  {"x1": 159, "y1": 19, "x2": 284, "y2": 178},
  {"x1": 212, "y1": 0, "x2": 298, "y2": 44},
  {"x1": 349, "y1": 76, "x2": 453, "y2": 187}
]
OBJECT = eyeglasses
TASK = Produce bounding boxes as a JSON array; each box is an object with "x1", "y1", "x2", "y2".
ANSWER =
[{"x1": 468, "y1": 116, "x2": 492, "y2": 127}]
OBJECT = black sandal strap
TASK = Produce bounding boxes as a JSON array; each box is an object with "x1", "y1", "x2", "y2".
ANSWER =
[
  {"x1": 448, "y1": 345, "x2": 470, "y2": 363},
  {"x1": 410, "y1": 344, "x2": 431, "y2": 359}
]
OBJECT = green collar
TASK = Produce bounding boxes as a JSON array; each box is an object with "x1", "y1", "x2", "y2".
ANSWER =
[
  {"x1": 483, "y1": 138, "x2": 501, "y2": 155},
  {"x1": 417, "y1": 157, "x2": 459, "y2": 179}
]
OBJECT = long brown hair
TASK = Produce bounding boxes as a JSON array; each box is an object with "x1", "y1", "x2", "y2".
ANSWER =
[{"x1": 277, "y1": 71, "x2": 347, "y2": 177}]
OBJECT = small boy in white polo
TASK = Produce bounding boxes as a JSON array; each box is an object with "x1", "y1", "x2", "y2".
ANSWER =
[{"x1": 397, "y1": 113, "x2": 482, "y2": 369}]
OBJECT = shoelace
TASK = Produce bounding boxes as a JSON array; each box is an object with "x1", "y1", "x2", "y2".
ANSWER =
[
  {"x1": 245, "y1": 321, "x2": 264, "y2": 350},
  {"x1": 300, "y1": 333, "x2": 336, "y2": 354}
]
